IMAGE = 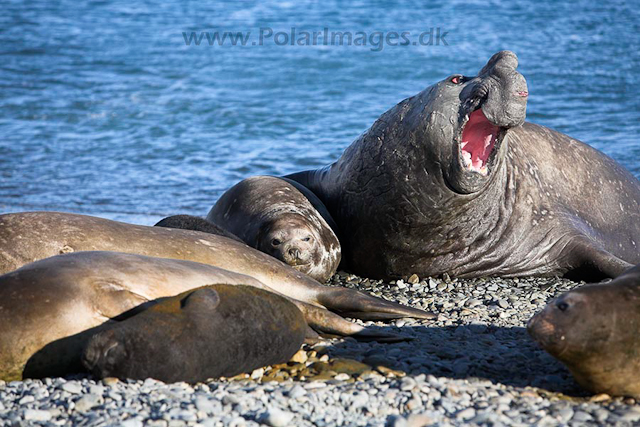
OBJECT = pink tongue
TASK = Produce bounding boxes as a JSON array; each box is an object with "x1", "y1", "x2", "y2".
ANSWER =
[{"x1": 460, "y1": 109, "x2": 499, "y2": 175}]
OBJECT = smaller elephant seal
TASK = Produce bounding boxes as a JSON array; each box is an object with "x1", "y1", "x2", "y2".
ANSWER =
[
  {"x1": 528, "y1": 264, "x2": 640, "y2": 397},
  {"x1": 207, "y1": 176, "x2": 341, "y2": 283},
  {"x1": 154, "y1": 214, "x2": 243, "y2": 243},
  {"x1": 83, "y1": 285, "x2": 306, "y2": 383}
]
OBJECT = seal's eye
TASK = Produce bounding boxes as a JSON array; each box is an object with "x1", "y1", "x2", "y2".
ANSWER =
[
  {"x1": 556, "y1": 301, "x2": 569, "y2": 312},
  {"x1": 271, "y1": 239, "x2": 281, "y2": 246},
  {"x1": 302, "y1": 237, "x2": 311, "y2": 242},
  {"x1": 450, "y1": 75, "x2": 463, "y2": 84}
]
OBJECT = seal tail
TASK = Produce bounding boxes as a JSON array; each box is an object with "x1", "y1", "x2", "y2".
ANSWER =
[{"x1": 316, "y1": 287, "x2": 435, "y2": 320}]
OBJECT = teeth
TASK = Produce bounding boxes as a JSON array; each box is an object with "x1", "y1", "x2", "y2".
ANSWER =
[
  {"x1": 462, "y1": 151, "x2": 472, "y2": 166},
  {"x1": 484, "y1": 135, "x2": 492, "y2": 149}
]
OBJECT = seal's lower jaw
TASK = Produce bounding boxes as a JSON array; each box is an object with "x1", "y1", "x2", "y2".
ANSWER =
[
  {"x1": 457, "y1": 107, "x2": 506, "y2": 176},
  {"x1": 290, "y1": 261, "x2": 311, "y2": 269}
]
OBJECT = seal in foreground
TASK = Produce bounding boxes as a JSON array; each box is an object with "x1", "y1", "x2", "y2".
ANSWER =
[
  {"x1": 83, "y1": 285, "x2": 306, "y2": 383},
  {"x1": 0, "y1": 251, "x2": 397, "y2": 381},
  {"x1": 208, "y1": 176, "x2": 341, "y2": 282},
  {"x1": 287, "y1": 51, "x2": 640, "y2": 281},
  {"x1": 528, "y1": 264, "x2": 640, "y2": 397},
  {"x1": 0, "y1": 211, "x2": 431, "y2": 321}
]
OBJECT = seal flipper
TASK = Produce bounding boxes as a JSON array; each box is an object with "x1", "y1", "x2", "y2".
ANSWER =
[
  {"x1": 316, "y1": 287, "x2": 435, "y2": 320},
  {"x1": 291, "y1": 299, "x2": 410, "y2": 341},
  {"x1": 565, "y1": 242, "x2": 634, "y2": 281}
]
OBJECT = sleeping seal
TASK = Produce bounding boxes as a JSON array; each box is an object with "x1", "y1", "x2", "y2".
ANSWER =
[
  {"x1": 0, "y1": 251, "x2": 395, "y2": 381},
  {"x1": 83, "y1": 285, "x2": 306, "y2": 383},
  {"x1": 154, "y1": 214, "x2": 243, "y2": 242},
  {"x1": 287, "y1": 51, "x2": 640, "y2": 281},
  {"x1": 0, "y1": 211, "x2": 430, "y2": 321},
  {"x1": 528, "y1": 264, "x2": 640, "y2": 397},
  {"x1": 207, "y1": 176, "x2": 341, "y2": 282}
]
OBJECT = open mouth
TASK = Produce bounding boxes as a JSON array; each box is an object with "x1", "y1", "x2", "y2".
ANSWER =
[{"x1": 458, "y1": 108, "x2": 504, "y2": 176}]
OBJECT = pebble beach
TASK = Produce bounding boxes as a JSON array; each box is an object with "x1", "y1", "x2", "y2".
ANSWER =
[{"x1": 3, "y1": 273, "x2": 640, "y2": 427}]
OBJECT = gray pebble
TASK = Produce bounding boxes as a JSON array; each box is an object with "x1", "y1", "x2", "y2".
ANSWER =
[
  {"x1": 60, "y1": 382, "x2": 83, "y2": 394},
  {"x1": 400, "y1": 377, "x2": 417, "y2": 391},
  {"x1": 18, "y1": 395, "x2": 34, "y2": 405},
  {"x1": 288, "y1": 385, "x2": 307, "y2": 399},
  {"x1": 465, "y1": 298, "x2": 482, "y2": 308},
  {"x1": 23, "y1": 409, "x2": 52, "y2": 422},
  {"x1": 618, "y1": 408, "x2": 640, "y2": 423},
  {"x1": 74, "y1": 393, "x2": 102, "y2": 412},
  {"x1": 456, "y1": 407, "x2": 476, "y2": 420},
  {"x1": 572, "y1": 410, "x2": 592, "y2": 422},
  {"x1": 121, "y1": 418, "x2": 144, "y2": 427},
  {"x1": 351, "y1": 392, "x2": 369, "y2": 408},
  {"x1": 555, "y1": 407, "x2": 574, "y2": 423},
  {"x1": 263, "y1": 407, "x2": 294, "y2": 427}
]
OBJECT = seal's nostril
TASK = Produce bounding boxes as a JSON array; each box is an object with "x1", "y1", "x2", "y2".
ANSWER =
[{"x1": 289, "y1": 248, "x2": 300, "y2": 259}]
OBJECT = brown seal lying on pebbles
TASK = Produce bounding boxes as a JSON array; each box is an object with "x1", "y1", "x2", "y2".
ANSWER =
[
  {"x1": 287, "y1": 51, "x2": 640, "y2": 281},
  {"x1": 0, "y1": 211, "x2": 431, "y2": 315},
  {"x1": 528, "y1": 264, "x2": 640, "y2": 397},
  {"x1": 83, "y1": 285, "x2": 306, "y2": 383},
  {"x1": 0, "y1": 251, "x2": 407, "y2": 381},
  {"x1": 207, "y1": 176, "x2": 341, "y2": 282}
]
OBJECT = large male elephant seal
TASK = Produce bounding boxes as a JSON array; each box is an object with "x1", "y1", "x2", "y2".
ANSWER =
[
  {"x1": 287, "y1": 51, "x2": 640, "y2": 281},
  {"x1": 0, "y1": 251, "x2": 395, "y2": 381},
  {"x1": 154, "y1": 214, "x2": 243, "y2": 243},
  {"x1": 83, "y1": 285, "x2": 306, "y2": 383},
  {"x1": 528, "y1": 264, "x2": 640, "y2": 397},
  {"x1": 207, "y1": 176, "x2": 341, "y2": 282},
  {"x1": 0, "y1": 211, "x2": 430, "y2": 321}
]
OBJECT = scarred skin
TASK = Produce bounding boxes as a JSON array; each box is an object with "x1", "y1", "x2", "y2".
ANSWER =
[
  {"x1": 83, "y1": 285, "x2": 307, "y2": 383},
  {"x1": 207, "y1": 176, "x2": 341, "y2": 283},
  {"x1": 287, "y1": 51, "x2": 640, "y2": 281},
  {"x1": 0, "y1": 211, "x2": 431, "y2": 321},
  {"x1": 0, "y1": 251, "x2": 400, "y2": 381},
  {"x1": 528, "y1": 264, "x2": 640, "y2": 397}
]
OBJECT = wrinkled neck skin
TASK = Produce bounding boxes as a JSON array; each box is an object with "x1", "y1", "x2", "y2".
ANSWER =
[
  {"x1": 288, "y1": 51, "x2": 527, "y2": 278},
  {"x1": 295, "y1": 117, "x2": 517, "y2": 278}
]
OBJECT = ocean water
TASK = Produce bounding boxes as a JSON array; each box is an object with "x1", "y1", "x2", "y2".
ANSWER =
[{"x1": 1, "y1": 0, "x2": 638, "y2": 224}]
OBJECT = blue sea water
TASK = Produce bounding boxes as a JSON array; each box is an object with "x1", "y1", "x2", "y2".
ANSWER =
[{"x1": 1, "y1": 0, "x2": 638, "y2": 224}]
